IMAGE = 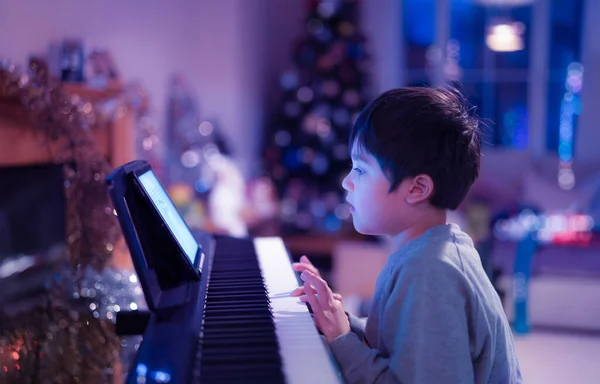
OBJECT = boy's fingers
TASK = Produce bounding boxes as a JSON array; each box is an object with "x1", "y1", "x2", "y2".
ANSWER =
[
  {"x1": 301, "y1": 270, "x2": 328, "y2": 291},
  {"x1": 292, "y1": 263, "x2": 320, "y2": 277},
  {"x1": 291, "y1": 263, "x2": 307, "y2": 271},
  {"x1": 300, "y1": 255, "x2": 313, "y2": 265},
  {"x1": 300, "y1": 255, "x2": 323, "y2": 277},
  {"x1": 291, "y1": 256, "x2": 322, "y2": 278},
  {"x1": 293, "y1": 287, "x2": 343, "y2": 303},
  {"x1": 304, "y1": 282, "x2": 321, "y2": 312},
  {"x1": 301, "y1": 271, "x2": 333, "y2": 307}
]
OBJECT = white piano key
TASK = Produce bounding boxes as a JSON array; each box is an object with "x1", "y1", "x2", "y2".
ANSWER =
[{"x1": 254, "y1": 237, "x2": 344, "y2": 384}]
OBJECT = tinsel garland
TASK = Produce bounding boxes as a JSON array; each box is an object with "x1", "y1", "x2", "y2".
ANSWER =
[
  {"x1": 0, "y1": 62, "x2": 146, "y2": 382},
  {"x1": 0, "y1": 259, "x2": 146, "y2": 383},
  {"x1": 0, "y1": 61, "x2": 122, "y2": 271},
  {"x1": 0, "y1": 282, "x2": 121, "y2": 383}
]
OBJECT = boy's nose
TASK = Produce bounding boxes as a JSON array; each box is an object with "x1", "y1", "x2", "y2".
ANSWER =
[{"x1": 341, "y1": 173, "x2": 352, "y2": 191}]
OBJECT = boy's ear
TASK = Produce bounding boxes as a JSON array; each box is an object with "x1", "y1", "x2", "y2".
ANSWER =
[{"x1": 405, "y1": 174, "x2": 435, "y2": 204}]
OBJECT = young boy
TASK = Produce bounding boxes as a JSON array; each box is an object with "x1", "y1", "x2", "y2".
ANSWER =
[{"x1": 291, "y1": 87, "x2": 522, "y2": 383}]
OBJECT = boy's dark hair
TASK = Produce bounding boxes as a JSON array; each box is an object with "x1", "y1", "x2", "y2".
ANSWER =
[{"x1": 349, "y1": 86, "x2": 481, "y2": 211}]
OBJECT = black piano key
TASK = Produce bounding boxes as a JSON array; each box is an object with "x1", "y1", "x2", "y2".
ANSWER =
[
  {"x1": 205, "y1": 304, "x2": 272, "y2": 312},
  {"x1": 202, "y1": 321, "x2": 275, "y2": 331},
  {"x1": 207, "y1": 281, "x2": 266, "y2": 287},
  {"x1": 200, "y1": 367, "x2": 285, "y2": 384},
  {"x1": 210, "y1": 263, "x2": 262, "y2": 269},
  {"x1": 208, "y1": 275, "x2": 264, "y2": 283},
  {"x1": 203, "y1": 338, "x2": 277, "y2": 344},
  {"x1": 202, "y1": 363, "x2": 281, "y2": 371},
  {"x1": 202, "y1": 332, "x2": 276, "y2": 338},
  {"x1": 201, "y1": 338, "x2": 279, "y2": 348},
  {"x1": 201, "y1": 349, "x2": 280, "y2": 359},
  {"x1": 201, "y1": 351, "x2": 281, "y2": 362},
  {"x1": 205, "y1": 303, "x2": 271, "y2": 310},
  {"x1": 201, "y1": 353, "x2": 281, "y2": 364},
  {"x1": 201, "y1": 329, "x2": 276, "y2": 339},
  {"x1": 204, "y1": 307, "x2": 271, "y2": 315},
  {"x1": 208, "y1": 280, "x2": 264, "y2": 286},
  {"x1": 206, "y1": 293, "x2": 267, "y2": 300},
  {"x1": 203, "y1": 316, "x2": 273, "y2": 323},
  {"x1": 203, "y1": 312, "x2": 272, "y2": 321},
  {"x1": 206, "y1": 290, "x2": 267, "y2": 296},
  {"x1": 200, "y1": 373, "x2": 284, "y2": 384},
  {"x1": 201, "y1": 328, "x2": 277, "y2": 337},
  {"x1": 210, "y1": 271, "x2": 263, "y2": 276},
  {"x1": 204, "y1": 310, "x2": 273, "y2": 317},
  {"x1": 205, "y1": 297, "x2": 268, "y2": 305},
  {"x1": 201, "y1": 374, "x2": 282, "y2": 381},
  {"x1": 207, "y1": 286, "x2": 267, "y2": 294},
  {"x1": 207, "y1": 281, "x2": 267, "y2": 289}
]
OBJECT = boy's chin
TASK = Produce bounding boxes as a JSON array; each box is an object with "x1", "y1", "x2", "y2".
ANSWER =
[{"x1": 352, "y1": 221, "x2": 381, "y2": 236}]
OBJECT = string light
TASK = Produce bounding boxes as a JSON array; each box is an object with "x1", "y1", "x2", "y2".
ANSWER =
[
  {"x1": 557, "y1": 62, "x2": 584, "y2": 190},
  {"x1": 493, "y1": 210, "x2": 594, "y2": 245}
]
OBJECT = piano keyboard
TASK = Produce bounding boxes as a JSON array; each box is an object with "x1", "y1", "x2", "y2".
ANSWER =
[
  {"x1": 254, "y1": 237, "x2": 343, "y2": 384},
  {"x1": 126, "y1": 236, "x2": 343, "y2": 383}
]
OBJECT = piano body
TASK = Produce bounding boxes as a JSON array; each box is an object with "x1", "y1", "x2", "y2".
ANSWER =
[{"x1": 106, "y1": 161, "x2": 344, "y2": 384}]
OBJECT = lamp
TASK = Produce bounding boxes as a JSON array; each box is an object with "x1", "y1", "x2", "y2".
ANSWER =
[{"x1": 485, "y1": 20, "x2": 525, "y2": 52}]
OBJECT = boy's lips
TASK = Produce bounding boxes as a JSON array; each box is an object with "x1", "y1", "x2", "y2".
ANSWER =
[{"x1": 346, "y1": 200, "x2": 355, "y2": 212}]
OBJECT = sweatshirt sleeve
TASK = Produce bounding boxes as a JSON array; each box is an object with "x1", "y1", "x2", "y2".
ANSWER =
[
  {"x1": 330, "y1": 260, "x2": 474, "y2": 384},
  {"x1": 347, "y1": 311, "x2": 367, "y2": 339}
]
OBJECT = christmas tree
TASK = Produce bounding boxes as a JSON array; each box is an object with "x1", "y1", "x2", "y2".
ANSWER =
[
  {"x1": 165, "y1": 74, "x2": 231, "y2": 189},
  {"x1": 263, "y1": 0, "x2": 371, "y2": 235}
]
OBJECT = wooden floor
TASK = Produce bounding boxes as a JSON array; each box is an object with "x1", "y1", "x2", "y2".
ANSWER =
[{"x1": 514, "y1": 330, "x2": 600, "y2": 384}]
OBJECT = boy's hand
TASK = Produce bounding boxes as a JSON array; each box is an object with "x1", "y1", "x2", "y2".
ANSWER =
[
  {"x1": 291, "y1": 255, "x2": 343, "y2": 302},
  {"x1": 299, "y1": 270, "x2": 350, "y2": 344}
]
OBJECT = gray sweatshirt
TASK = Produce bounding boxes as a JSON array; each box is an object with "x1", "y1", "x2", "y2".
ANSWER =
[{"x1": 330, "y1": 223, "x2": 522, "y2": 384}]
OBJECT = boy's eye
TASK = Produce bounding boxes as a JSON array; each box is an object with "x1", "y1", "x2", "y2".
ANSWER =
[{"x1": 353, "y1": 167, "x2": 365, "y2": 175}]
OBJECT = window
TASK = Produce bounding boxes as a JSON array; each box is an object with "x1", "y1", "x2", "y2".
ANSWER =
[
  {"x1": 403, "y1": 0, "x2": 533, "y2": 149},
  {"x1": 402, "y1": 0, "x2": 436, "y2": 84}
]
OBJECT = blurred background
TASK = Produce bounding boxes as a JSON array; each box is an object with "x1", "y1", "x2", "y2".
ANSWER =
[{"x1": 0, "y1": 0, "x2": 599, "y2": 382}]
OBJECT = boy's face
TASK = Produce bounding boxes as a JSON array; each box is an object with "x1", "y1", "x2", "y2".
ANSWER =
[{"x1": 342, "y1": 141, "x2": 409, "y2": 236}]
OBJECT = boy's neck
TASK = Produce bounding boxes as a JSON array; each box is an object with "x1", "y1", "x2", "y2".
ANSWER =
[{"x1": 390, "y1": 209, "x2": 447, "y2": 251}]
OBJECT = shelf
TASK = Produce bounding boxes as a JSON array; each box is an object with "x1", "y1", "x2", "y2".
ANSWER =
[{"x1": 0, "y1": 82, "x2": 136, "y2": 168}]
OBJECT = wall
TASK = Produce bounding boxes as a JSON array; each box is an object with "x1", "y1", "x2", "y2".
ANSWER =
[
  {"x1": 360, "y1": 0, "x2": 404, "y2": 94},
  {"x1": 0, "y1": 0, "x2": 304, "y2": 179}
]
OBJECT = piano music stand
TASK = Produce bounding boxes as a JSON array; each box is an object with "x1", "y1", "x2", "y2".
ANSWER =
[{"x1": 106, "y1": 160, "x2": 208, "y2": 316}]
